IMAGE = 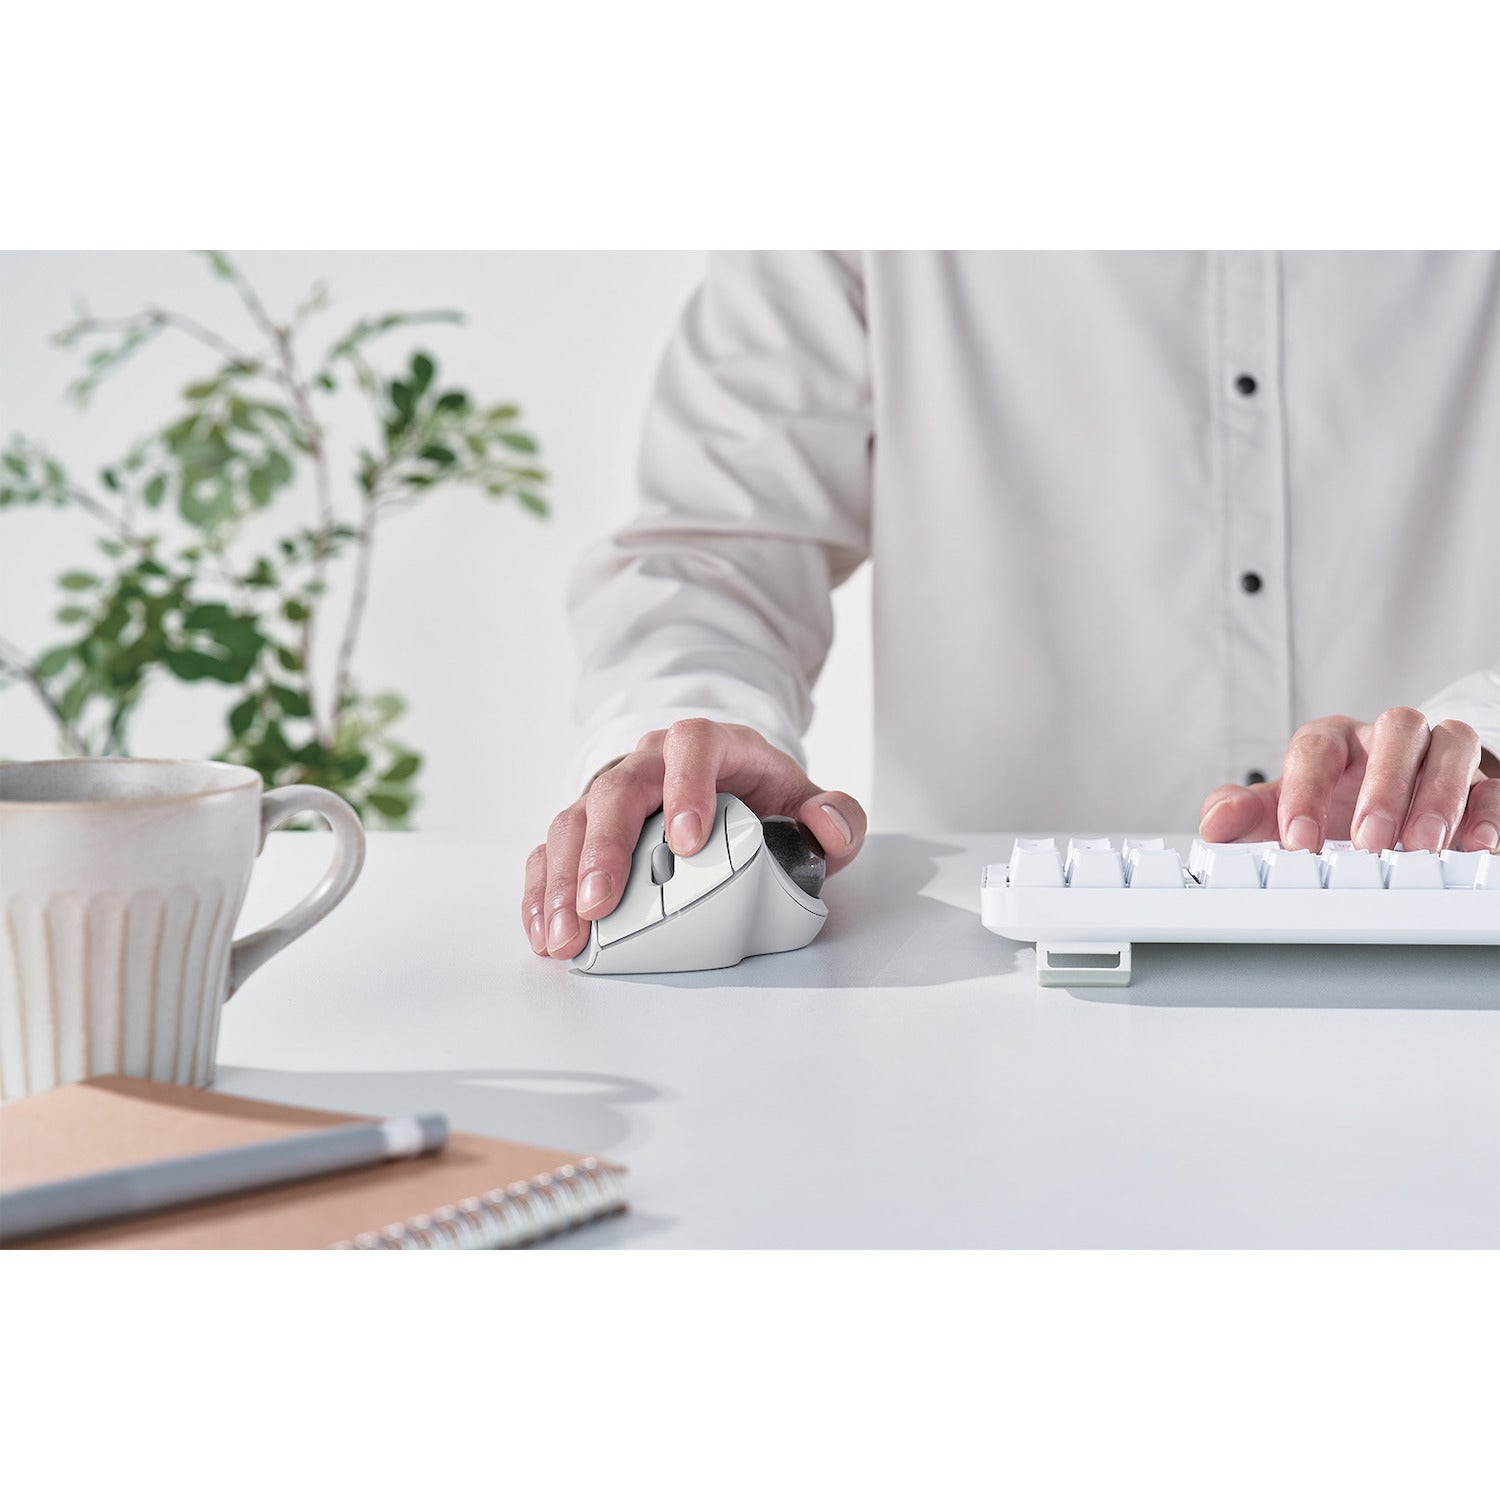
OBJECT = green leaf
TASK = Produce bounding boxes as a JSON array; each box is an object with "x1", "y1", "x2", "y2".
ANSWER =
[
  {"x1": 60, "y1": 571, "x2": 98, "y2": 590},
  {"x1": 369, "y1": 692, "x2": 405, "y2": 724},
  {"x1": 389, "y1": 380, "x2": 414, "y2": 422},
  {"x1": 163, "y1": 648, "x2": 226, "y2": 682},
  {"x1": 270, "y1": 684, "x2": 312, "y2": 718},
  {"x1": 314, "y1": 372, "x2": 336, "y2": 392},
  {"x1": 98, "y1": 538, "x2": 125, "y2": 559},
  {"x1": 517, "y1": 491, "x2": 549, "y2": 517},
  {"x1": 248, "y1": 466, "x2": 274, "y2": 506},
  {"x1": 487, "y1": 404, "x2": 518, "y2": 422},
  {"x1": 57, "y1": 605, "x2": 90, "y2": 623},
  {"x1": 100, "y1": 468, "x2": 120, "y2": 492},
  {"x1": 283, "y1": 599, "x2": 309, "y2": 623},
  {"x1": 276, "y1": 645, "x2": 301, "y2": 672},
  {"x1": 410, "y1": 352, "x2": 435, "y2": 395},
  {"x1": 144, "y1": 474, "x2": 167, "y2": 508},
  {"x1": 435, "y1": 391, "x2": 469, "y2": 414},
  {"x1": 419, "y1": 444, "x2": 456, "y2": 467},
  {"x1": 266, "y1": 450, "x2": 293, "y2": 486},
  {"x1": 183, "y1": 602, "x2": 233, "y2": 631},
  {"x1": 228, "y1": 696, "x2": 259, "y2": 736},
  {"x1": 59, "y1": 675, "x2": 90, "y2": 720},
  {"x1": 496, "y1": 432, "x2": 538, "y2": 454},
  {"x1": 184, "y1": 375, "x2": 227, "y2": 400},
  {"x1": 36, "y1": 646, "x2": 74, "y2": 679},
  {"x1": 384, "y1": 752, "x2": 421, "y2": 782},
  {"x1": 3, "y1": 452, "x2": 28, "y2": 478},
  {"x1": 367, "y1": 790, "x2": 411, "y2": 819},
  {"x1": 203, "y1": 250, "x2": 236, "y2": 280}
]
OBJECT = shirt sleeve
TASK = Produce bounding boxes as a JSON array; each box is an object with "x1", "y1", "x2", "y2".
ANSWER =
[
  {"x1": 1420, "y1": 660, "x2": 1500, "y2": 763},
  {"x1": 567, "y1": 252, "x2": 873, "y2": 791}
]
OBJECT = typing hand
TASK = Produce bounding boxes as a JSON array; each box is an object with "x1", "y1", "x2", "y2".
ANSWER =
[
  {"x1": 1198, "y1": 709, "x2": 1500, "y2": 853},
  {"x1": 523, "y1": 719, "x2": 867, "y2": 960}
]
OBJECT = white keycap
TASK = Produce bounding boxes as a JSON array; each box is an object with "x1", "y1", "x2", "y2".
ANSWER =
[
  {"x1": 1321, "y1": 847, "x2": 1385, "y2": 889},
  {"x1": 1381, "y1": 849, "x2": 1444, "y2": 890},
  {"x1": 1438, "y1": 848, "x2": 1495, "y2": 890},
  {"x1": 1066, "y1": 847, "x2": 1126, "y2": 888},
  {"x1": 1008, "y1": 838, "x2": 1066, "y2": 888},
  {"x1": 1126, "y1": 847, "x2": 1187, "y2": 888},
  {"x1": 1263, "y1": 848, "x2": 1322, "y2": 889},
  {"x1": 1188, "y1": 840, "x2": 1266, "y2": 888}
]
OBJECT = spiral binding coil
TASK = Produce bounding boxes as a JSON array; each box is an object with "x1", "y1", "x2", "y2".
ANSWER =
[{"x1": 331, "y1": 1157, "x2": 625, "y2": 1250}]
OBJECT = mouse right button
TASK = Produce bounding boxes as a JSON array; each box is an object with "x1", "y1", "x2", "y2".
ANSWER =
[{"x1": 724, "y1": 796, "x2": 763, "y2": 871}]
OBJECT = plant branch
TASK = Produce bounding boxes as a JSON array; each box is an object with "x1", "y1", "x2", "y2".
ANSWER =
[
  {"x1": 0, "y1": 635, "x2": 88, "y2": 755},
  {"x1": 69, "y1": 308, "x2": 266, "y2": 375}
]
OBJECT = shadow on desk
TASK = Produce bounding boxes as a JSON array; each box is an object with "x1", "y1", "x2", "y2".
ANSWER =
[
  {"x1": 600, "y1": 835, "x2": 1018, "y2": 991},
  {"x1": 215, "y1": 1065, "x2": 669, "y2": 1158}
]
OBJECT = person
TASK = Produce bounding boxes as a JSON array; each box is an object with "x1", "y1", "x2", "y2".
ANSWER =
[{"x1": 524, "y1": 252, "x2": 1500, "y2": 961}]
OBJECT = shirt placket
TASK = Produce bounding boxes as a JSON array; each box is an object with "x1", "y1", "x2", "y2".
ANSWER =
[{"x1": 1214, "y1": 250, "x2": 1294, "y2": 788}]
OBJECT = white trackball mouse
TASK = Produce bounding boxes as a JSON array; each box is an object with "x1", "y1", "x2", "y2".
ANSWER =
[{"x1": 577, "y1": 792, "x2": 828, "y2": 974}]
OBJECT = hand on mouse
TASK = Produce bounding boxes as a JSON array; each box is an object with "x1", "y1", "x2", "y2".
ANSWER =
[
  {"x1": 523, "y1": 718, "x2": 867, "y2": 960},
  {"x1": 1197, "y1": 709, "x2": 1499, "y2": 853}
]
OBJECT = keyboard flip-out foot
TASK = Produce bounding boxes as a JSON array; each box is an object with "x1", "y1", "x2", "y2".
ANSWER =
[{"x1": 1036, "y1": 941, "x2": 1132, "y2": 987}]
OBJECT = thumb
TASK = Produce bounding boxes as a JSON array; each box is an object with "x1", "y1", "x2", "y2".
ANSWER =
[
  {"x1": 791, "y1": 787, "x2": 868, "y2": 875},
  {"x1": 1198, "y1": 779, "x2": 1281, "y2": 843}
]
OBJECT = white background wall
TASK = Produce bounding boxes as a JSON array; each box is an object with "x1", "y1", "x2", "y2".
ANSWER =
[{"x1": 0, "y1": 252, "x2": 873, "y2": 835}]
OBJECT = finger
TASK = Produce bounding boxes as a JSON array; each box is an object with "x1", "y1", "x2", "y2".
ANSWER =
[
  {"x1": 1400, "y1": 719, "x2": 1482, "y2": 851},
  {"x1": 792, "y1": 789, "x2": 868, "y2": 876},
  {"x1": 1198, "y1": 780, "x2": 1281, "y2": 843},
  {"x1": 577, "y1": 750, "x2": 668, "y2": 919},
  {"x1": 1351, "y1": 707, "x2": 1430, "y2": 852},
  {"x1": 521, "y1": 843, "x2": 548, "y2": 955},
  {"x1": 542, "y1": 800, "x2": 591, "y2": 960},
  {"x1": 1277, "y1": 720, "x2": 1357, "y2": 849},
  {"x1": 660, "y1": 718, "x2": 728, "y2": 855},
  {"x1": 1456, "y1": 776, "x2": 1500, "y2": 853}
]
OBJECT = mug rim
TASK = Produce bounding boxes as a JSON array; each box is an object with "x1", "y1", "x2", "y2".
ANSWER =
[{"x1": 0, "y1": 757, "x2": 264, "y2": 810}]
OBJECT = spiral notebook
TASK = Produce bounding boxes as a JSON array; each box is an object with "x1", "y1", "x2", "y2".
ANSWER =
[{"x1": 0, "y1": 1076, "x2": 627, "y2": 1250}]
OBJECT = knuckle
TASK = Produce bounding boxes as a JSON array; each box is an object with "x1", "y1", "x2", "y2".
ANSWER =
[
  {"x1": 547, "y1": 805, "x2": 584, "y2": 843},
  {"x1": 586, "y1": 766, "x2": 636, "y2": 808},
  {"x1": 1433, "y1": 719, "x2": 1481, "y2": 753},
  {"x1": 1288, "y1": 730, "x2": 1343, "y2": 769},
  {"x1": 1377, "y1": 705, "x2": 1427, "y2": 736},
  {"x1": 664, "y1": 716, "x2": 715, "y2": 747}
]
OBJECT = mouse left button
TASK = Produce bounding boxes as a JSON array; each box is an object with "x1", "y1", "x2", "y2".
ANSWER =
[{"x1": 593, "y1": 815, "x2": 667, "y2": 947}]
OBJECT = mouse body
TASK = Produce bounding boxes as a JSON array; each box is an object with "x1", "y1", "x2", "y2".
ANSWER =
[{"x1": 578, "y1": 792, "x2": 828, "y2": 974}]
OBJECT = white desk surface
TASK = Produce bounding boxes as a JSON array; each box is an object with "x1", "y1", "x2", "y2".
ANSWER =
[{"x1": 218, "y1": 832, "x2": 1499, "y2": 1248}]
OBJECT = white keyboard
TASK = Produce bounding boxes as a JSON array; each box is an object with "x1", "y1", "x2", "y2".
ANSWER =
[{"x1": 981, "y1": 836, "x2": 1500, "y2": 987}]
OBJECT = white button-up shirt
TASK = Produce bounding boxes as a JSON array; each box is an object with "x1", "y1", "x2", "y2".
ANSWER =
[{"x1": 570, "y1": 252, "x2": 1500, "y2": 831}]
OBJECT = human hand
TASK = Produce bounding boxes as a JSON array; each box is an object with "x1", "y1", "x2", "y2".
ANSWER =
[
  {"x1": 523, "y1": 718, "x2": 868, "y2": 960},
  {"x1": 1198, "y1": 709, "x2": 1499, "y2": 853}
]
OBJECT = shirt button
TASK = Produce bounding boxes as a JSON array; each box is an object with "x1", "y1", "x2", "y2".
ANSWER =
[
  {"x1": 1246, "y1": 770, "x2": 1267, "y2": 785},
  {"x1": 1235, "y1": 373, "x2": 1258, "y2": 396},
  {"x1": 1240, "y1": 571, "x2": 1263, "y2": 594}
]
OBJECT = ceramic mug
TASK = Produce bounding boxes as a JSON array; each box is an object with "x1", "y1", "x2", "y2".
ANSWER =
[{"x1": 0, "y1": 758, "x2": 365, "y2": 1102}]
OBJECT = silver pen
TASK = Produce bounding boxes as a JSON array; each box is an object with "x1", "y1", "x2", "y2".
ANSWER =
[{"x1": 0, "y1": 1112, "x2": 449, "y2": 1244}]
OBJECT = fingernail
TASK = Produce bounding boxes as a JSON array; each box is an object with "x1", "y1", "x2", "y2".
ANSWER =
[
  {"x1": 528, "y1": 913, "x2": 546, "y2": 954},
  {"x1": 1470, "y1": 821, "x2": 1498, "y2": 852},
  {"x1": 1286, "y1": 815, "x2": 1320, "y2": 851},
  {"x1": 578, "y1": 870, "x2": 612, "y2": 913},
  {"x1": 821, "y1": 803, "x2": 852, "y2": 848},
  {"x1": 1355, "y1": 811, "x2": 1396, "y2": 853},
  {"x1": 669, "y1": 811, "x2": 700, "y2": 853},
  {"x1": 1406, "y1": 813, "x2": 1447, "y2": 852},
  {"x1": 547, "y1": 908, "x2": 577, "y2": 951}
]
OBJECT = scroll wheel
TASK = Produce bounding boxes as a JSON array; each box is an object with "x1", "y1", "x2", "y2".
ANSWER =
[{"x1": 650, "y1": 842, "x2": 675, "y2": 884}]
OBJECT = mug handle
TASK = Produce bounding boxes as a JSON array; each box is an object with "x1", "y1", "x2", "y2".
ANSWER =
[{"x1": 228, "y1": 785, "x2": 367, "y2": 997}]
